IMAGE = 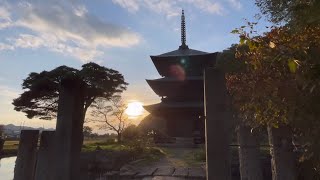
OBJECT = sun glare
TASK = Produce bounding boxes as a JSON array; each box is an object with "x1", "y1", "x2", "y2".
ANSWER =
[{"x1": 125, "y1": 101, "x2": 144, "y2": 117}]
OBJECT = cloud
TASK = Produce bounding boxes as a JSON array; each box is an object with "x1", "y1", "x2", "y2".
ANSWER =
[
  {"x1": 144, "y1": 0, "x2": 180, "y2": 18},
  {"x1": 184, "y1": 0, "x2": 223, "y2": 15},
  {"x1": 112, "y1": 0, "x2": 140, "y2": 13},
  {"x1": 0, "y1": 1, "x2": 141, "y2": 62},
  {"x1": 0, "y1": 5, "x2": 12, "y2": 29},
  {"x1": 10, "y1": 33, "x2": 103, "y2": 61},
  {"x1": 0, "y1": 85, "x2": 19, "y2": 99},
  {"x1": 0, "y1": 42, "x2": 14, "y2": 50},
  {"x1": 112, "y1": 0, "x2": 224, "y2": 17},
  {"x1": 73, "y1": 5, "x2": 88, "y2": 17},
  {"x1": 13, "y1": 34, "x2": 44, "y2": 49},
  {"x1": 227, "y1": 0, "x2": 242, "y2": 10}
]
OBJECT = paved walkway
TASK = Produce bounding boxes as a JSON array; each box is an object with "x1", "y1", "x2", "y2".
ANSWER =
[
  {"x1": 100, "y1": 147, "x2": 206, "y2": 180},
  {"x1": 101, "y1": 166, "x2": 206, "y2": 179}
]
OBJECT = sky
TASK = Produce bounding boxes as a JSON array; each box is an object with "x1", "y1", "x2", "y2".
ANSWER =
[{"x1": 0, "y1": 0, "x2": 266, "y2": 131}]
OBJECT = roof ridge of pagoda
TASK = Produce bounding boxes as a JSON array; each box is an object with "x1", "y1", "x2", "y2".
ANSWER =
[{"x1": 179, "y1": 9, "x2": 189, "y2": 50}]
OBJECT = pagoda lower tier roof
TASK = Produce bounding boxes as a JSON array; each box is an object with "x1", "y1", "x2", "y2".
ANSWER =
[
  {"x1": 146, "y1": 77, "x2": 203, "y2": 97},
  {"x1": 144, "y1": 101, "x2": 203, "y2": 114},
  {"x1": 148, "y1": 76, "x2": 202, "y2": 82}
]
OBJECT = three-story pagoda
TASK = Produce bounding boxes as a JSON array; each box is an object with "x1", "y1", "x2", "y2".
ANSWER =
[{"x1": 144, "y1": 10, "x2": 217, "y2": 140}]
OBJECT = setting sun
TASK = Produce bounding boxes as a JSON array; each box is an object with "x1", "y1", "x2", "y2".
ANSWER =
[{"x1": 125, "y1": 101, "x2": 144, "y2": 117}]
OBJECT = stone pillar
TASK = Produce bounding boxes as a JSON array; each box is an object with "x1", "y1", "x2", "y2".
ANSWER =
[
  {"x1": 52, "y1": 77, "x2": 85, "y2": 180},
  {"x1": 204, "y1": 68, "x2": 231, "y2": 180},
  {"x1": 268, "y1": 125, "x2": 297, "y2": 180},
  {"x1": 35, "y1": 131, "x2": 55, "y2": 180},
  {"x1": 237, "y1": 125, "x2": 263, "y2": 180},
  {"x1": 0, "y1": 138, "x2": 4, "y2": 154},
  {"x1": 14, "y1": 130, "x2": 39, "y2": 180}
]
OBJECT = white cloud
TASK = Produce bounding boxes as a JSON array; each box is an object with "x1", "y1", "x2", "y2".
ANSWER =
[
  {"x1": 0, "y1": 42, "x2": 14, "y2": 50},
  {"x1": 112, "y1": 0, "x2": 224, "y2": 17},
  {"x1": 0, "y1": 85, "x2": 19, "y2": 99},
  {"x1": 112, "y1": 0, "x2": 140, "y2": 12},
  {"x1": 227, "y1": 0, "x2": 242, "y2": 10},
  {"x1": 16, "y1": 2, "x2": 141, "y2": 48},
  {"x1": 144, "y1": 0, "x2": 180, "y2": 18},
  {"x1": 0, "y1": 6, "x2": 12, "y2": 29},
  {"x1": 13, "y1": 34, "x2": 44, "y2": 49},
  {"x1": 73, "y1": 5, "x2": 88, "y2": 17},
  {"x1": 184, "y1": 0, "x2": 224, "y2": 15},
  {"x1": 0, "y1": 1, "x2": 141, "y2": 62},
  {"x1": 11, "y1": 34, "x2": 103, "y2": 62}
]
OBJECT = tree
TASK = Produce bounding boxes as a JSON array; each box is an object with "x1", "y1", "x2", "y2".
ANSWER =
[
  {"x1": 91, "y1": 95, "x2": 130, "y2": 143},
  {"x1": 122, "y1": 124, "x2": 141, "y2": 141},
  {"x1": 226, "y1": 19, "x2": 320, "y2": 178},
  {"x1": 224, "y1": 0, "x2": 320, "y2": 177},
  {"x1": 12, "y1": 62, "x2": 128, "y2": 123},
  {"x1": 83, "y1": 126, "x2": 93, "y2": 138},
  {"x1": 255, "y1": 0, "x2": 320, "y2": 26}
]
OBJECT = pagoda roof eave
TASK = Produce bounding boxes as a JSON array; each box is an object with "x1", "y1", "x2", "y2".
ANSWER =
[
  {"x1": 146, "y1": 77, "x2": 204, "y2": 97},
  {"x1": 150, "y1": 52, "x2": 218, "y2": 77},
  {"x1": 146, "y1": 76, "x2": 203, "y2": 82},
  {"x1": 151, "y1": 48, "x2": 214, "y2": 57},
  {"x1": 144, "y1": 101, "x2": 203, "y2": 113}
]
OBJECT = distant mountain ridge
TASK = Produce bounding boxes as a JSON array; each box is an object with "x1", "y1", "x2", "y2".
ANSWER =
[{"x1": 3, "y1": 124, "x2": 55, "y2": 136}]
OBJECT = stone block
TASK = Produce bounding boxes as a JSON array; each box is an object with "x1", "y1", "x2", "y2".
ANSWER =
[
  {"x1": 34, "y1": 131, "x2": 55, "y2": 180},
  {"x1": 153, "y1": 166, "x2": 175, "y2": 176},
  {"x1": 204, "y1": 68, "x2": 232, "y2": 180},
  {"x1": 14, "y1": 130, "x2": 39, "y2": 180}
]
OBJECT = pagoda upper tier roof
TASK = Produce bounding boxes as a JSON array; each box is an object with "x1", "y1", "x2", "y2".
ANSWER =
[
  {"x1": 150, "y1": 52, "x2": 217, "y2": 77},
  {"x1": 156, "y1": 48, "x2": 209, "y2": 57},
  {"x1": 144, "y1": 101, "x2": 203, "y2": 114},
  {"x1": 146, "y1": 77, "x2": 203, "y2": 97}
]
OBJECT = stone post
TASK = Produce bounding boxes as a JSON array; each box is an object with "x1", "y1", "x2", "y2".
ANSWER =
[
  {"x1": 237, "y1": 125, "x2": 263, "y2": 180},
  {"x1": 204, "y1": 68, "x2": 231, "y2": 180},
  {"x1": 268, "y1": 125, "x2": 297, "y2": 180},
  {"x1": 0, "y1": 138, "x2": 4, "y2": 154},
  {"x1": 52, "y1": 77, "x2": 85, "y2": 180},
  {"x1": 14, "y1": 130, "x2": 39, "y2": 180},
  {"x1": 34, "y1": 131, "x2": 55, "y2": 180}
]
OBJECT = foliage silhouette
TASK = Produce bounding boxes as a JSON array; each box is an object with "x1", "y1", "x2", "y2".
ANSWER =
[{"x1": 13, "y1": 62, "x2": 128, "y2": 122}]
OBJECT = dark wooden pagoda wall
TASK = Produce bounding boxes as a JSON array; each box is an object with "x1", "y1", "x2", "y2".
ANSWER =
[
  {"x1": 163, "y1": 109, "x2": 204, "y2": 138},
  {"x1": 147, "y1": 52, "x2": 217, "y2": 138}
]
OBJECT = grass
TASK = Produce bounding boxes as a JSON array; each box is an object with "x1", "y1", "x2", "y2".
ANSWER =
[
  {"x1": 82, "y1": 140, "x2": 165, "y2": 165},
  {"x1": 1, "y1": 139, "x2": 165, "y2": 165},
  {"x1": 184, "y1": 148, "x2": 206, "y2": 166},
  {"x1": 82, "y1": 142, "x2": 130, "y2": 152},
  {"x1": 1, "y1": 140, "x2": 19, "y2": 157}
]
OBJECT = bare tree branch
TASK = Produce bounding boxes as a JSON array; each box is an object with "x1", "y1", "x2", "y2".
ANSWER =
[{"x1": 90, "y1": 95, "x2": 130, "y2": 142}]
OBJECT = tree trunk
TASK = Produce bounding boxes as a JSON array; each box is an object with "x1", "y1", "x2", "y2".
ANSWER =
[
  {"x1": 237, "y1": 125, "x2": 263, "y2": 180},
  {"x1": 268, "y1": 125, "x2": 297, "y2": 180},
  {"x1": 117, "y1": 132, "x2": 122, "y2": 143}
]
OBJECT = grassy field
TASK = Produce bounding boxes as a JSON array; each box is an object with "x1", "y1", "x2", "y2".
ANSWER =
[
  {"x1": 2, "y1": 139, "x2": 164, "y2": 162},
  {"x1": 82, "y1": 141, "x2": 130, "y2": 152},
  {"x1": 1, "y1": 140, "x2": 19, "y2": 157},
  {"x1": 2, "y1": 139, "x2": 118, "y2": 153},
  {"x1": 82, "y1": 139, "x2": 165, "y2": 162}
]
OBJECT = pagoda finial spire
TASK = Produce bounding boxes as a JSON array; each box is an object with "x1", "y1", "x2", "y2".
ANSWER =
[{"x1": 179, "y1": 9, "x2": 189, "y2": 50}]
